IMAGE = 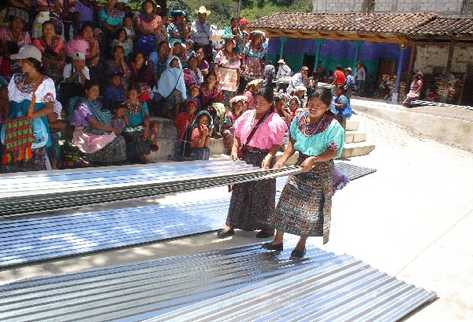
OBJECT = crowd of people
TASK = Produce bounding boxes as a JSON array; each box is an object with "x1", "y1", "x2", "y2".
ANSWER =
[
  {"x1": 0, "y1": 0, "x2": 360, "y2": 257},
  {"x1": 0, "y1": 0, "x2": 357, "y2": 173}
]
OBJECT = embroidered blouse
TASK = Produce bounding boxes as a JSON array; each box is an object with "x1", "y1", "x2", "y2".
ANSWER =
[
  {"x1": 234, "y1": 110, "x2": 287, "y2": 151},
  {"x1": 289, "y1": 111, "x2": 344, "y2": 158}
]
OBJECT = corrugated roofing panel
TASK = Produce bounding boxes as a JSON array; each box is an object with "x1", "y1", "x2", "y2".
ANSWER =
[
  {"x1": 0, "y1": 244, "x2": 435, "y2": 322},
  {"x1": 0, "y1": 161, "x2": 300, "y2": 216}
]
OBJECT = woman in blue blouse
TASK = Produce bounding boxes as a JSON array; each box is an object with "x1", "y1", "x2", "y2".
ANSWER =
[{"x1": 265, "y1": 88, "x2": 345, "y2": 258}]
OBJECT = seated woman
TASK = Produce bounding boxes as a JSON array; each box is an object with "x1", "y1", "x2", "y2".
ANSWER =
[
  {"x1": 71, "y1": 80, "x2": 127, "y2": 166},
  {"x1": 32, "y1": 20, "x2": 65, "y2": 84},
  {"x1": 128, "y1": 52, "x2": 155, "y2": 103},
  {"x1": 2, "y1": 45, "x2": 54, "y2": 172},
  {"x1": 120, "y1": 85, "x2": 158, "y2": 163},
  {"x1": 111, "y1": 28, "x2": 133, "y2": 58},
  {"x1": 222, "y1": 95, "x2": 247, "y2": 155},
  {"x1": 200, "y1": 73, "x2": 223, "y2": 108},
  {"x1": 155, "y1": 56, "x2": 186, "y2": 119},
  {"x1": 200, "y1": 73, "x2": 225, "y2": 136},
  {"x1": 189, "y1": 111, "x2": 212, "y2": 160}
]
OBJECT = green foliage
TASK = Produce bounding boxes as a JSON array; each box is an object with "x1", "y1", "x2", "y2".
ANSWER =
[{"x1": 125, "y1": 0, "x2": 312, "y2": 27}]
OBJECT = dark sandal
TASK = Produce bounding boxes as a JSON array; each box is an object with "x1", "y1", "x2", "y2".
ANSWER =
[{"x1": 217, "y1": 228, "x2": 235, "y2": 239}]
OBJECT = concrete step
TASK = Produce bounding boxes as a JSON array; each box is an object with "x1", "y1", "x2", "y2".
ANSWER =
[
  {"x1": 345, "y1": 131, "x2": 367, "y2": 144},
  {"x1": 346, "y1": 119, "x2": 360, "y2": 131},
  {"x1": 342, "y1": 142, "x2": 376, "y2": 158}
]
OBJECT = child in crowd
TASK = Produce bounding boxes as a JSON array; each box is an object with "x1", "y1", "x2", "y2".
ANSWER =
[
  {"x1": 112, "y1": 28, "x2": 133, "y2": 58},
  {"x1": 123, "y1": 16, "x2": 136, "y2": 40},
  {"x1": 244, "y1": 79, "x2": 262, "y2": 109},
  {"x1": 223, "y1": 95, "x2": 247, "y2": 154},
  {"x1": 189, "y1": 83, "x2": 202, "y2": 110},
  {"x1": 104, "y1": 72, "x2": 126, "y2": 110},
  {"x1": 111, "y1": 105, "x2": 128, "y2": 134},
  {"x1": 190, "y1": 111, "x2": 212, "y2": 160}
]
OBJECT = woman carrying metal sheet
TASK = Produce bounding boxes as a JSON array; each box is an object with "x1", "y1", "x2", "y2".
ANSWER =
[
  {"x1": 264, "y1": 88, "x2": 345, "y2": 258},
  {"x1": 217, "y1": 84, "x2": 287, "y2": 239}
]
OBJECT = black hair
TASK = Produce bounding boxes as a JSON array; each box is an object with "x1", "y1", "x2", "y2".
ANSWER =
[
  {"x1": 25, "y1": 58, "x2": 43, "y2": 73},
  {"x1": 84, "y1": 80, "x2": 100, "y2": 91},
  {"x1": 113, "y1": 45, "x2": 125, "y2": 55},
  {"x1": 80, "y1": 22, "x2": 95, "y2": 34},
  {"x1": 42, "y1": 20, "x2": 55, "y2": 30},
  {"x1": 127, "y1": 83, "x2": 140, "y2": 93},
  {"x1": 336, "y1": 65, "x2": 343, "y2": 70},
  {"x1": 116, "y1": 28, "x2": 128, "y2": 40},
  {"x1": 255, "y1": 83, "x2": 274, "y2": 105},
  {"x1": 308, "y1": 88, "x2": 333, "y2": 108},
  {"x1": 132, "y1": 51, "x2": 146, "y2": 62}
]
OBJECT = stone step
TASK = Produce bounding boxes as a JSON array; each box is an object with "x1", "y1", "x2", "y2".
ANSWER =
[
  {"x1": 342, "y1": 142, "x2": 376, "y2": 158},
  {"x1": 345, "y1": 119, "x2": 360, "y2": 131},
  {"x1": 345, "y1": 131, "x2": 367, "y2": 144}
]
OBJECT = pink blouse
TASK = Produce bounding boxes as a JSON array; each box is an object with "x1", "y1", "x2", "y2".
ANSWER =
[
  {"x1": 234, "y1": 110, "x2": 287, "y2": 150},
  {"x1": 136, "y1": 15, "x2": 162, "y2": 34}
]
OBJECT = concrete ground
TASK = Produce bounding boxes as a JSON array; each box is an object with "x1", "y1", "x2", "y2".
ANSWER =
[{"x1": 1, "y1": 111, "x2": 473, "y2": 321}]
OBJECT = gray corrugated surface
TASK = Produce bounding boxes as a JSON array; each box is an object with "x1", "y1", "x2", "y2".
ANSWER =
[
  {"x1": 0, "y1": 161, "x2": 300, "y2": 216},
  {"x1": 0, "y1": 162, "x2": 376, "y2": 267},
  {"x1": 0, "y1": 244, "x2": 435, "y2": 322}
]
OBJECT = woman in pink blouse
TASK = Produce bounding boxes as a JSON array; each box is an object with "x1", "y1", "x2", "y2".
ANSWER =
[{"x1": 217, "y1": 84, "x2": 288, "y2": 239}]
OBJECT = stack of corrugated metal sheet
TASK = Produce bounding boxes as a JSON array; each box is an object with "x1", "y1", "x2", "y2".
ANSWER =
[
  {"x1": 0, "y1": 244, "x2": 436, "y2": 322},
  {"x1": 0, "y1": 162, "x2": 376, "y2": 268},
  {"x1": 0, "y1": 160, "x2": 300, "y2": 216}
]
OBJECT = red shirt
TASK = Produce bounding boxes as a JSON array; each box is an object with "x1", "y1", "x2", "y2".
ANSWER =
[
  {"x1": 175, "y1": 112, "x2": 194, "y2": 140},
  {"x1": 334, "y1": 70, "x2": 346, "y2": 86}
]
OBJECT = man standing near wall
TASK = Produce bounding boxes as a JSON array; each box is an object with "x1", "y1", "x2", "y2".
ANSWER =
[{"x1": 355, "y1": 62, "x2": 367, "y2": 96}]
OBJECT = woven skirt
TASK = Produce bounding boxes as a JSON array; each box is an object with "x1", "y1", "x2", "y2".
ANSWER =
[
  {"x1": 271, "y1": 160, "x2": 334, "y2": 244},
  {"x1": 225, "y1": 148, "x2": 275, "y2": 232},
  {"x1": 87, "y1": 135, "x2": 127, "y2": 165}
]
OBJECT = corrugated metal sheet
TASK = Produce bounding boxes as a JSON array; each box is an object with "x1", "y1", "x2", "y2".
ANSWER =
[
  {"x1": 0, "y1": 194, "x2": 229, "y2": 268},
  {"x1": 0, "y1": 244, "x2": 436, "y2": 322},
  {"x1": 0, "y1": 162, "x2": 376, "y2": 267},
  {"x1": 336, "y1": 162, "x2": 376, "y2": 181},
  {"x1": 0, "y1": 161, "x2": 300, "y2": 216}
]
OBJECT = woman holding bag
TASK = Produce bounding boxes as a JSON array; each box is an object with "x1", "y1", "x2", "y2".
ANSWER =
[
  {"x1": 2, "y1": 45, "x2": 55, "y2": 172},
  {"x1": 217, "y1": 84, "x2": 287, "y2": 239}
]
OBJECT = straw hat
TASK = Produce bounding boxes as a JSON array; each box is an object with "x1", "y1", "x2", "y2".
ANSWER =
[
  {"x1": 196, "y1": 6, "x2": 211, "y2": 16},
  {"x1": 277, "y1": 59, "x2": 286, "y2": 64}
]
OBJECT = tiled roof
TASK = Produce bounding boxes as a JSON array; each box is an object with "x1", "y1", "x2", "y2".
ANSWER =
[
  {"x1": 250, "y1": 12, "x2": 473, "y2": 39},
  {"x1": 250, "y1": 12, "x2": 436, "y2": 35},
  {"x1": 412, "y1": 16, "x2": 473, "y2": 38}
]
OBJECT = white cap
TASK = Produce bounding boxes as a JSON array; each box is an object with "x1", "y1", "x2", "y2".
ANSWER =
[
  {"x1": 11, "y1": 45, "x2": 42, "y2": 63},
  {"x1": 71, "y1": 52, "x2": 86, "y2": 61}
]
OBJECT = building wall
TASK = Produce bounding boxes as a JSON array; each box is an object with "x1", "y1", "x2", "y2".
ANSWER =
[
  {"x1": 312, "y1": 0, "x2": 363, "y2": 12},
  {"x1": 375, "y1": 0, "x2": 465, "y2": 15},
  {"x1": 451, "y1": 45, "x2": 473, "y2": 73},
  {"x1": 312, "y1": 0, "x2": 472, "y2": 15},
  {"x1": 414, "y1": 44, "x2": 449, "y2": 74},
  {"x1": 414, "y1": 44, "x2": 473, "y2": 74}
]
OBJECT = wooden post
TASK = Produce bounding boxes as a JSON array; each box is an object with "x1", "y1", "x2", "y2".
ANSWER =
[
  {"x1": 407, "y1": 43, "x2": 417, "y2": 75},
  {"x1": 446, "y1": 41, "x2": 455, "y2": 74}
]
